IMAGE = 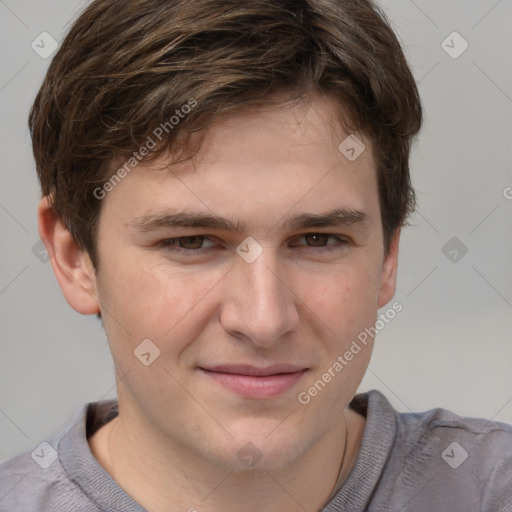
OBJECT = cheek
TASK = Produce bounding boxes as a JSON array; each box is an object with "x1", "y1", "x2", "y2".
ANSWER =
[
  {"x1": 96, "y1": 253, "x2": 226, "y2": 360},
  {"x1": 294, "y1": 264, "x2": 380, "y2": 406},
  {"x1": 295, "y1": 261, "x2": 381, "y2": 338}
]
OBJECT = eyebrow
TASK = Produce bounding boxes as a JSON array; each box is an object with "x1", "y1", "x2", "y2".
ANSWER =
[{"x1": 130, "y1": 207, "x2": 369, "y2": 233}]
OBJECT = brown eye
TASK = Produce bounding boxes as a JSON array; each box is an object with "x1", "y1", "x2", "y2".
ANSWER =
[
  {"x1": 159, "y1": 236, "x2": 214, "y2": 252},
  {"x1": 289, "y1": 234, "x2": 350, "y2": 253},
  {"x1": 176, "y1": 236, "x2": 205, "y2": 249},
  {"x1": 304, "y1": 234, "x2": 330, "y2": 247}
]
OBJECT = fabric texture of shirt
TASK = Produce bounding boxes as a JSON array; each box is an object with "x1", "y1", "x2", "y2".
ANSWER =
[{"x1": 1, "y1": 389, "x2": 511, "y2": 511}]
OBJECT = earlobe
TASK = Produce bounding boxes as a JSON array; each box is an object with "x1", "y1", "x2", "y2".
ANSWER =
[
  {"x1": 38, "y1": 197, "x2": 100, "y2": 315},
  {"x1": 377, "y1": 229, "x2": 400, "y2": 309}
]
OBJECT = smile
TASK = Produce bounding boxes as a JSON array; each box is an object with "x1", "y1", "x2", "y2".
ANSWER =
[{"x1": 199, "y1": 365, "x2": 309, "y2": 399}]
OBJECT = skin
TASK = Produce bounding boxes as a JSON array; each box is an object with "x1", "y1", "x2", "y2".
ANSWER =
[{"x1": 39, "y1": 94, "x2": 400, "y2": 512}]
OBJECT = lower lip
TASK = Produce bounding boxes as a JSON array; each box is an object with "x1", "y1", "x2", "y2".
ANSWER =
[{"x1": 201, "y1": 369, "x2": 307, "y2": 399}]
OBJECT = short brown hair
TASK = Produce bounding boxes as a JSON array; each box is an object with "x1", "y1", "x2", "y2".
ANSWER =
[{"x1": 30, "y1": 0, "x2": 422, "y2": 268}]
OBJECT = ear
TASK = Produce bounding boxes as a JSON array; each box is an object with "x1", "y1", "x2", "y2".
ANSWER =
[
  {"x1": 38, "y1": 197, "x2": 100, "y2": 315},
  {"x1": 377, "y1": 229, "x2": 400, "y2": 309}
]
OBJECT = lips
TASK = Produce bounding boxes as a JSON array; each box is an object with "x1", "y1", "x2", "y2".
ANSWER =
[
  {"x1": 203, "y1": 364, "x2": 306, "y2": 377},
  {"x1": 199, "y1": 364, "x2": 308, "y2": 399}
]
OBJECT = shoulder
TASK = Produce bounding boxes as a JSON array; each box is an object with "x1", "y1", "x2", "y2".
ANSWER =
[
  {"x1": 395, "y1": 399, "x2": 512, "y2": 466},
  {"x1": 0, "y1": 444, "x2": 74, "y2": 512},
  {"x1": 0, "y1": 436, "x2": 94, "y2": 512},
  {"x1": 0, "y1": 401, "x2": 112, "y2": 512},
  {"x1": 365, "y1": 390, "x2": 512, "y2": 511},
  {"x1": 361, "y1": 389, "x2": 512, "y2": 456}
]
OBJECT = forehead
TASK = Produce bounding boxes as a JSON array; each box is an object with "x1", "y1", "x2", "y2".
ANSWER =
[{"x1": 101, "y1": 95, "x2": 380, "y2": 232}]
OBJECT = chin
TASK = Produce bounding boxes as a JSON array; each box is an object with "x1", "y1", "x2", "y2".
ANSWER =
[{"x1": 208, "y1": 424, "x2": 315, "y2": 473}]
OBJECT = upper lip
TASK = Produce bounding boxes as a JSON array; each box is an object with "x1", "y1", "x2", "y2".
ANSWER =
[{"x1": 201, "y1": 364, "x2": 307, "y2": 377}]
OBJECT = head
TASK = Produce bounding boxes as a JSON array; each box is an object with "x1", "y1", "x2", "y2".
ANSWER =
[{"x1": 33, "y1": 0, "x2": 422, "y2": 471}]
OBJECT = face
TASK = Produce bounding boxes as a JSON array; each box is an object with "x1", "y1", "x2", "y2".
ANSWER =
[{"x1": 87, "y1": 94, "x2": 398, "y2": 471}]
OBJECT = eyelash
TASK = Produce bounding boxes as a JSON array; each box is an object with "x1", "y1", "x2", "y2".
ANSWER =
[{"x1": 157, "y1": 234, "x2": 351, "y2": 255}]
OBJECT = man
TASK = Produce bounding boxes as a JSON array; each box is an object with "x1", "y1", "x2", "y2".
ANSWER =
[{"x1": 1, "y1": 0, "x2": 511, "y2": 511}]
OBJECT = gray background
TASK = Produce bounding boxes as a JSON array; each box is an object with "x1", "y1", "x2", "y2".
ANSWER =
[{"x1": 0, "y1": 0, "x2": 511, "y2": 462}]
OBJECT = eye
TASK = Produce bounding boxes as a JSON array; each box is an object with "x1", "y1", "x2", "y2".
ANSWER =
[
  {"x1": 158, "y1": 236, "x2": 217, "y2": 253},
  {"x1": 304, "y1": 234, "x2": 332, "y2": 247},
  {"x1": 290, "y1": 233, "x2": 351, "y2": 251}
]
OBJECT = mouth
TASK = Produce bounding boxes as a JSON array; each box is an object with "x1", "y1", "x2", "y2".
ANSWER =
[{"x1": 199, "y1": 364, "x2": 309, "y2": 399}]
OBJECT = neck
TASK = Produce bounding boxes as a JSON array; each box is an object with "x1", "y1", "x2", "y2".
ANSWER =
[{"x1": 89, "y1": 405, "x2": 365, "y2": 512}]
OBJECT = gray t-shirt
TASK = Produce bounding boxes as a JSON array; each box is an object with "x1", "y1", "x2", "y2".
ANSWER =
[{"x1": 1, "y1": 389, "x2": 511, "y2": 511}]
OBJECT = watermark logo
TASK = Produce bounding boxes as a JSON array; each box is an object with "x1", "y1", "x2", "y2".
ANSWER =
[
  {"x1": 31, "y1": 442, "x2": 58, "y2": 469},
  {"x1": 134, "y1": 338, "x2": 161, "y2": 366},
  {"x1": 441, "y1": 31, "x2": 469, "y2": 59},
  {"x1": 442, "y1": 236, "x2": 468, "y2": 263},
  {"x1": 31, "y1": 238, "x2": 56, "y2": 263},
  {"x1": 236, "y1": 236, "x2": 263, "y2": 263},
  {"x1": 237, "y1": 442, "x2": 263, "y2": 468},
  {"x1": 441, "y1": 441, "x2": 468, "y2": 469},
  {"x1": 31, "y1": 32, "x2": 58, "y2": 59},
  {"x1": 338, "y1": 134, "x2": 366, "y2": 161}
]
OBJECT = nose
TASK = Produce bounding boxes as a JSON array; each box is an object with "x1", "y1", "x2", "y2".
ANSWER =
[{"x1": 219, "y1": 247, "x2": 299, "y2": 348}]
